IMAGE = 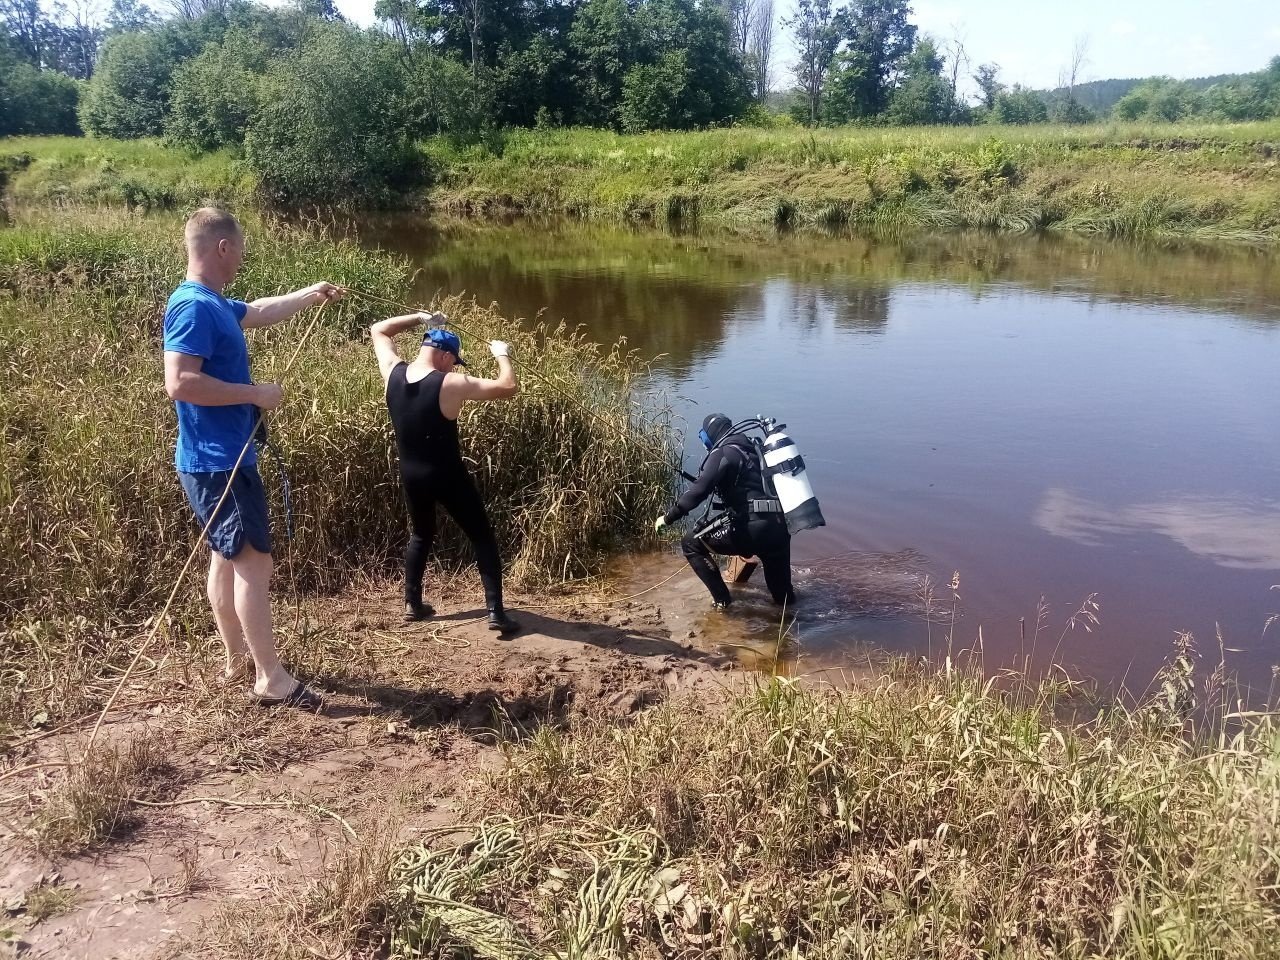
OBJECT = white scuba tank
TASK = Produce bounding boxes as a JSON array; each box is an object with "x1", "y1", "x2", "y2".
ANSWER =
[{"x1": 761, "y1": 426, "x2": 825, "y2": 535}]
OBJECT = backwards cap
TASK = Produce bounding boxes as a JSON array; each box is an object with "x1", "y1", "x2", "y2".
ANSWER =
[{"x1": 423, "y1": 327, "x2": 467, "y2": 367}]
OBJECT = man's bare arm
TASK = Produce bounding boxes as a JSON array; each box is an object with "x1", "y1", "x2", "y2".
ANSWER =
[
  {"x1": 370, "y1": 312, "x2": 440, "y2": 381},
  {"x1": 164, "y1": 351, "x2": 282, "y2": 409},
  {"x1": 242, "y1": 282, "x2": 344, "y2": 329},
  {"x1": 439, "y1": 343, "x2": 518, "y2": 417}
]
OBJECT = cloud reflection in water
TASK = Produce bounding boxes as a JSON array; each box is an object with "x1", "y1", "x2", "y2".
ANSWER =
[{"x1": 1035, "y1": 488, "x2": 1280, "y2": 571}]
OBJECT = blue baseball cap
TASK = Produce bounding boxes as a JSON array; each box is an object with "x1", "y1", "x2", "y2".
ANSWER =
[{"x1": 423, "y1": 327, "x2": 467, "y2": 366}]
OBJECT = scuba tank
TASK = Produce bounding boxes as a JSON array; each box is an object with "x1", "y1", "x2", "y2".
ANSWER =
[
  {"x1": 758, "y1": 417, "x2": 825, "y2": 536},
  {"x1": 690, "y1": 413, "x2": 825, "y2": 538}
]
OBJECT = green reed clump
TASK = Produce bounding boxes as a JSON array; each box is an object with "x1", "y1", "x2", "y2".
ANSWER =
[
  {"x1": 0, "y1": 209, "x2": 675, "y2": 726},
  {"x1": 384, "y1": 668, "x2": 1280, "y2": 959}
]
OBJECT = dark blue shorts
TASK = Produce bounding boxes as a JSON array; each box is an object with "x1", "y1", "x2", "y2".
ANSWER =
[{"x1": 179, "y1": 464, "x2": 272, "y2": 560}]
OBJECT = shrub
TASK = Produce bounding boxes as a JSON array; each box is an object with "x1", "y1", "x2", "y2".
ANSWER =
[
  {"x1": 0, "y1": 46, "x2": 81, "y2": 136},
  {"x1": 242, "y1": 26, "x2": 421, "y2": 204},
  {"x1": 165, "y1": 32, "x2": 272, "y2": 151},
  {"x1": 78, "y1": 31, "x2": 176, "y2": 138}
]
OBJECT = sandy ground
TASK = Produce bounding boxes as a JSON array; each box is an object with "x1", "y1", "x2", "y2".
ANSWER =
[{"x1": 0, "y1": 558, "x2": 762, "y2": 960}]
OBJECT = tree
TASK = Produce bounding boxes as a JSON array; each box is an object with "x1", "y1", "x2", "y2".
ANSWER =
[
  {"x1": 42, "y1": 0, "x2": 102, "y2": 79},
  {"x1": 401, "y1": 49, "x2": 488, "y2": 136},
  {"x1": 725, "y1": 0, "x2": 752, "y2": 55},
  {"x1": 568, "y1": 0, "x2": 746, "y2": 130},
  {"x1": 972, "y1": 61, "x2": 1002, "y2": 110},
  {"x1": 785, "y1": 0, "x2": 837, "y2": 125},
  {"x1": 1052, "y1": 33, "x2": 1090, "y2": 124},
  {"x1": 885, "y1": 37, "x2": 954, "y2": 125},
  {"x1": 569, "y1": 0, "x2": 635, "y2": 126},
  {"x1": 824, "y1": 0, "x2": 916, "y2": 121},
  {"x1": 620, "y1": 49, "x2": 686, "y2": 131},
  {"x1": 165, "y1": 29, "x2": 269, "y2": 150},
  {"x1": 1113, "y1": 77, "x2": 1200, "y2": 122},
  {"x1": 105, "y1": 0, "x2": 159, "y2": 33},
  {"x1": 0, "y1": 0, "x2": 42, "y2": 64},
  {"x1": 747, "y1": 0, "x2": 772, "y2": 100},
  {"x1": 989, "y1": 84, "x2": 1047, "y2": 124},
  {"x1": 941, "y1": 28, "x2": 966, "y2": 121},
  {"x1": 0, "y1": 33, "x2": 81, "y2": 134},
  {"x1": 165, "y1": 0, "x2": 228, "y2": 21},
  {"x1": 373, "y1": 0, "x2": 434, "y2": 54}
]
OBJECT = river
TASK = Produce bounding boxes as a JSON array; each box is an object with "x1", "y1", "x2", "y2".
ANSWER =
[{"x1": 360, "y1": 217, "x2": 1280, "y2": 697}]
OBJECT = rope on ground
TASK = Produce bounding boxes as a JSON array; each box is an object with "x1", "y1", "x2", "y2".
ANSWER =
[
  {"x1": 133, "y1": 794, "x2": 357, "y2": 839},
  {"x1": 81, "y1": 299, "x2": 334, "y2": 761},
  {"x1": 521, "y1": 564, "x2": 690, "y2": 611}
]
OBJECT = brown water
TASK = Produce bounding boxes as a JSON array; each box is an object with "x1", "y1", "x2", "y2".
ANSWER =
[{"x1": 360, "y1": 217, "x2": 1280, "y2": 697}]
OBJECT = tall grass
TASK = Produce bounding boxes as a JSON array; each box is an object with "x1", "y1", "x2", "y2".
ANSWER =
[
  {"x1": 423, "y1": 121, "x2": 1280, "y2": 242},
  {"x1": 0, "y1": 207, "x2": 675, "y2": 726},
  {"x1": 375, "y1": 666, "x2": 1280, "y2": 959},
  {"x1": 0, "y1": 136, "x2": 254, "y2": 209}
]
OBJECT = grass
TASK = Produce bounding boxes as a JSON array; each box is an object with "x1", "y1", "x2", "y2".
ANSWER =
[
  {"x1": 20, "y1": 880, "x2": 80, "y2": 924},
  {"x1": 422, "y1": 121, "x2": 1280, "y2": 242},
  {"x1": 26, "y1": 732, "x2": 176, "y2": 857},
  {"x1": 0, "y1": 136, "x2": 254, "y2": 209},
  {"x1": 0, "y1": 205, "x2": 675, "y2": 728},
  {"x1": 183, "y1": 657, "x2": 1280, "y2": 960}
]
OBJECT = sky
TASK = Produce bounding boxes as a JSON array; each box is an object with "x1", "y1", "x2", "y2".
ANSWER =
[{"x1": 325, "y1": 0, "x2": 1280, "y2": 97}]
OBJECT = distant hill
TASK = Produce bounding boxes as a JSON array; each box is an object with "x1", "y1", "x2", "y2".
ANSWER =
[{"x1": 1037, "y1": 74, "x2": 1242, "y2": 114}]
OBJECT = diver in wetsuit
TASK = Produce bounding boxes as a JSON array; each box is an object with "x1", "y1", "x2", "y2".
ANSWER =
[
  {"x1": 370, "y1": 312, "x2": 520, "y2": 633},
  {"x1": 656, "y1": 413, "x2": 796, "y2": 610}
]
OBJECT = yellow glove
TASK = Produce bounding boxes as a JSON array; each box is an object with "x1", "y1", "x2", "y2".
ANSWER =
[{"x1": 654, "y1": 515, "x2": 668, "y2": 533}]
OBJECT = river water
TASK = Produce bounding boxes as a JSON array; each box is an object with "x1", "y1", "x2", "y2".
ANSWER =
[{"x1": 361, "y1": 218, "x2": 1280, "y2": 696}]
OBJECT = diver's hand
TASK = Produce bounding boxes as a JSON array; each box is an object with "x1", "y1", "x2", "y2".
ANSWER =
[{"x1": 654, "y1": 515, "x2": 668, "y2": 533}]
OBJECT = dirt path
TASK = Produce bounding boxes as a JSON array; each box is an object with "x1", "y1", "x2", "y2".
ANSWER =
[{"x1": 1, "y1": 569, "x2": 747, "y2": 960}]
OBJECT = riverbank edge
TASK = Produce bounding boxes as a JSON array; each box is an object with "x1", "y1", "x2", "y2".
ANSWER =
[{"x1": 5, "y1": 121, "x2": 1280, "y2": 244}]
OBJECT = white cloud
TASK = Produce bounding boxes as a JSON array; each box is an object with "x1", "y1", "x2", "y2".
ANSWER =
[{"x1": 1109, "y1": 20, "x2": 1137, "y2": 37}]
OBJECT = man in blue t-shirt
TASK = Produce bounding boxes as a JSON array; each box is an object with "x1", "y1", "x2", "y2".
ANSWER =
[{"x1": 163, "y1": 207, "x2": 341, "y2": 709}]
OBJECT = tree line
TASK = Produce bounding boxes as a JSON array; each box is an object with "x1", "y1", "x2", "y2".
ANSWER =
[{"x1": 2, "y1": 0, "x2": 1279, "y2": 201}]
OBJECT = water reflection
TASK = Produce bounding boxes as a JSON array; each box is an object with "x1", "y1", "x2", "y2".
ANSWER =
[{"x1": 1036, "y1": 488, "x2": 1280, "y2": 571}]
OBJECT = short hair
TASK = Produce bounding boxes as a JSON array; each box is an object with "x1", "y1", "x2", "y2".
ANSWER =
[{"x1": 184, "y1": 207, "x2": 242, "y2": 256}]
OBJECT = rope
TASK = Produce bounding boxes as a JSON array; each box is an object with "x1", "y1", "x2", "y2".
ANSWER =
[
  {"x1": 81, "y1": 299, "x2": 333, "y2": 761},
  {"x1": 525, "y1": 564, "x2": 689, "y2": 609}
]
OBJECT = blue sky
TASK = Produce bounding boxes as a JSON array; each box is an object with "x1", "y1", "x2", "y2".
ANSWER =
[{"x1": 328, "y1": 0, "x2": 1280, "y2": 95}]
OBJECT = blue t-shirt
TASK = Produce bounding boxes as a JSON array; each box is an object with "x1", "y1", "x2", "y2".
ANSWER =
[{"x1": 162, "y1": 281, "x2": 256, "y2": 473}]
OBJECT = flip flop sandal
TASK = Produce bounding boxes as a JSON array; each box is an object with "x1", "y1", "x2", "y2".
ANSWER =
[{"x1": 250, "y1": 681, "x2": 323, "y2": 710}]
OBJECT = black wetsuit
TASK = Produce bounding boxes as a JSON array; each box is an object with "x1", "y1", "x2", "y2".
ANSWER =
[
  {"x1": 665, "y1": 435, "x2": 795, "y2": 607},
  {"x1": 386, "y1": 363, "x2": 504, "y2": 613}
]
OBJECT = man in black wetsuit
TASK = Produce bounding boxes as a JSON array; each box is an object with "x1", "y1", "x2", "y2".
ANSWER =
[
  {"x1": 656, "y1": 413, "x2": 796, "y2": 610},
  {"x1": 370, "y1": 311, "x2": 520, "y2": 633}
]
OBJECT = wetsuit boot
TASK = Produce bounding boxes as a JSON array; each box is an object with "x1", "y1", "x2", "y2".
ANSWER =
[
  {"x1": 404, "y1": 600, "x2": 436, "y2": 622},
  {"x1": 488, "y1": 605, "x2": 520, "y2": 634}
]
